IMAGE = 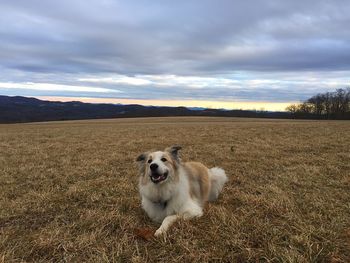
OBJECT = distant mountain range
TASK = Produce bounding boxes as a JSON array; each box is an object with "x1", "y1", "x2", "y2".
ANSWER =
[{"x1": 0, "y1": 95, "x2": 290, "y2": 123}]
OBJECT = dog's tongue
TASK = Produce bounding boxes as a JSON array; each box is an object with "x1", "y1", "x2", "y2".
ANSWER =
[
  {"x1": 151, "y1": 171, "x2": 169, "y2": 183},
  {"x1": 151, "y1": 173, "x2": 166, "y2": 183},
  {"x1": 152, "y1": 174, "x2": 163, "y2": 181}
]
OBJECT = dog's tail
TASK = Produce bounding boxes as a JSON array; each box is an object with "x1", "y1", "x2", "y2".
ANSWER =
[{"x1": 208, "y1": 167, "x2": 228, "y2": 201}]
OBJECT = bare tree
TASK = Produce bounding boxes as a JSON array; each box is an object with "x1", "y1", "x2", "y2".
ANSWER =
[{"x1": 286, "y1": 87, "x2": 350, "y2": 119}]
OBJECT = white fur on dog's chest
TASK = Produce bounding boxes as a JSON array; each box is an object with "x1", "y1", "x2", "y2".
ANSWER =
[
  {"x1": 139, "y1": 179, "x2": 177, "y2": 203},
  {"x1": 139, "y1": 169, "x2": 190, "y2": 222}
]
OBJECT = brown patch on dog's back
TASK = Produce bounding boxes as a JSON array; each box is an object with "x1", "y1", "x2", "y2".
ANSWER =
[{"x1": 183, "y1": 162, "x2": 211, "y2": 204}]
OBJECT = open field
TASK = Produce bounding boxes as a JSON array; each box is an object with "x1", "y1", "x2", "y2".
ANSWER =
[{"x1": 0, "y1": 117, "x2": 349, "y2": 262}]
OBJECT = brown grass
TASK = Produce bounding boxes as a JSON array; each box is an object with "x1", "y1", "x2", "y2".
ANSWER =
[{"x1": 0, "y1": 117, "x2": 349, "y2": 262}]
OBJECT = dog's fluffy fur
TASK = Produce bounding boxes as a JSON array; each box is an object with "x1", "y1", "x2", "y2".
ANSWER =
[{"x1": 136, "y1": 146, "x2": 227, "y2": 236}]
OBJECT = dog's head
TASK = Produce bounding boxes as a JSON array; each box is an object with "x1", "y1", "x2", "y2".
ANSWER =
[{"x1": 136, "y1": 145, "x2": 182, "y2": 185}]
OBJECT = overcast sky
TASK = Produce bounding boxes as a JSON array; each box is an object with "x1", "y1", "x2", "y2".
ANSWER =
[{"x1": 0, "y1": 0, "x2": 349, "y2": 110}]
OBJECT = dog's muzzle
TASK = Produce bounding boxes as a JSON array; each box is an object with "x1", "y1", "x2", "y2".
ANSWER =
[{"x1": 150, "y1": 171, "x2": 169, "y2": 184}]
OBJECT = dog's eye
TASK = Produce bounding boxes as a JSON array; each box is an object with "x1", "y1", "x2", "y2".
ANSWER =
[
  {"x1": 161, "y1": 157, "x2": 167, "y2": 162},
  {"x1": 147, "y1": 159, "x2": 152, "y2": 163}
]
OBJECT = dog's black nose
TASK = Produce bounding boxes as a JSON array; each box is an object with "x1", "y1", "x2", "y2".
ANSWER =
[{"x1": 150, "y1": 163, "x2": 158, "y2": 171}]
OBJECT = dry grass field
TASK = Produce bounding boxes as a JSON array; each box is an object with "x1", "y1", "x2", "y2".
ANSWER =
[{"x1": 0, "y1": 117, "x2": 349, "y2": 262}]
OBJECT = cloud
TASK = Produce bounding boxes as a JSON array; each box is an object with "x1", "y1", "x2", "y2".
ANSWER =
[
  {"x1": 78, "y1": 76, "x2": 152, "y2": 86},
  {"x1": 1, "y1": 71, "x2": 347, "y2": 103},
  {"x1": 0, "y1": 82, "x2": 119, "y2": 93},
  {"x1": 0, "y1": 0, "x2": 349, "y2": 104}
]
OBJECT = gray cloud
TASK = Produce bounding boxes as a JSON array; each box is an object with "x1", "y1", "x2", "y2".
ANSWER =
[{"x1": 0, "y1": 0, "x2": 350, "y2": 104}]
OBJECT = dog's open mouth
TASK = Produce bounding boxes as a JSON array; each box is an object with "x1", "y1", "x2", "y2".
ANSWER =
[{"x1": 150, "y1": 171, "x2": 169, "y2": 184}]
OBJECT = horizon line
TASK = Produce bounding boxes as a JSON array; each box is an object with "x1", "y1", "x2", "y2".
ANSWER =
[{"x1": 32, "y1": 96, "x2": 295, "y2": 112}]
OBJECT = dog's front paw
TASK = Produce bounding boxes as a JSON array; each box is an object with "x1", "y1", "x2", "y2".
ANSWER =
[{"x1": 154, "y1": 227, "x2": 165, "y2": 237}]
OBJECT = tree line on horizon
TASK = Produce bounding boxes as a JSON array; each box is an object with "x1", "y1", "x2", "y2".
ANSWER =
[{"x1": 286, "y1": 87, "x2": 350, "y2": 120}]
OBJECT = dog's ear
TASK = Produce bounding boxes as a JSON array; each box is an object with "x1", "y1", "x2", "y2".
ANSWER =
[
  {"x1": 136, "y1": 152, "x2": 149, "y2": 173},
  {"x1": 136, "y1": 152, "x2": 147, "y2": 162},
  {"x1": 166, "y1": 145, "x2": 182, "y2": 162}
]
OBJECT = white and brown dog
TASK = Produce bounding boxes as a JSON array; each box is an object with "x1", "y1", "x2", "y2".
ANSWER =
[{"x1": 136, "y1": 146, "x2": 227, "y2": 236}]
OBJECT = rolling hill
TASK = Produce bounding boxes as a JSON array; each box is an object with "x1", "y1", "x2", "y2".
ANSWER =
[{"x1": 0, "y1": 95, "x2": 290, "y2": 123}]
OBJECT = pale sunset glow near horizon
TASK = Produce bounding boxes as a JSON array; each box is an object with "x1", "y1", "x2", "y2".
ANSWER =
[
  {"x1": 38, "y1": 96, "x2": 294, "y2": 111},
  {"x1": 1, "y1": 1, "x2": 350, "y2": 111}
]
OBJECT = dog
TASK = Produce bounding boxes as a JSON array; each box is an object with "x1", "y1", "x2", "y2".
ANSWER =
[{"x1": 136, "y1": 145, "x2": 227, "y2": 236}]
